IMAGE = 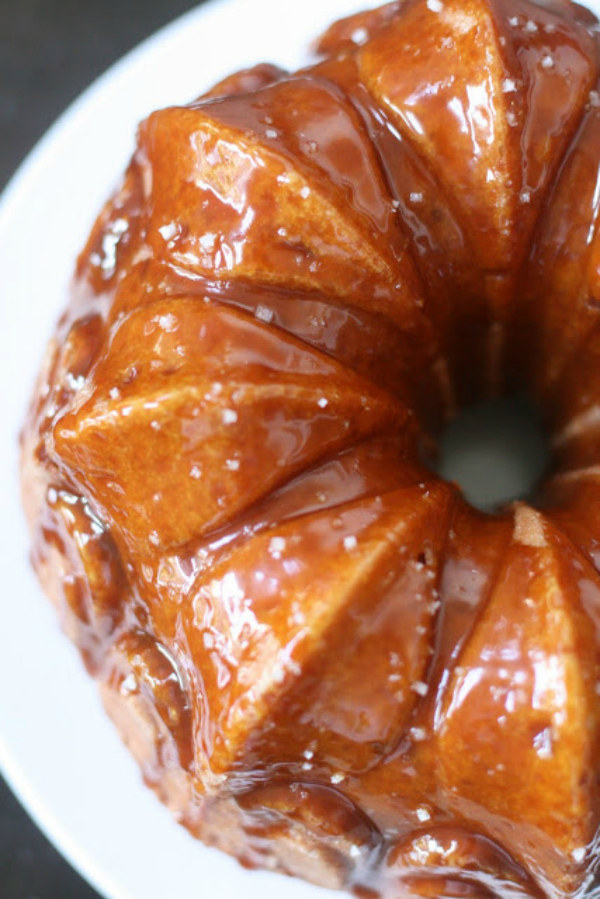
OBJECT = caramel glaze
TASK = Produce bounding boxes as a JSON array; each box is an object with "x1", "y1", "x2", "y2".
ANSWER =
[{"x1": 19, "y1": 0, "x2": 600, "y2": 895}]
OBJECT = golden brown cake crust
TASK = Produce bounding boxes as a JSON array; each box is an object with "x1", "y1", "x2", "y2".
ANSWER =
[{"x1": 19, "y1": 0, "x2": 600, "y2": 896}]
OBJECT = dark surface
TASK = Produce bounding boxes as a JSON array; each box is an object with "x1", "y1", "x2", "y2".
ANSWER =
[{"x1": 0, "y1": 3, "x2": 204, "y2": 896}]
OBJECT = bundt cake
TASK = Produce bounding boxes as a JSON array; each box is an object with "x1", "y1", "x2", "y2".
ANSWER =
[{"x1": 20, "y1": 0, "x2": 600, "y2": 895}]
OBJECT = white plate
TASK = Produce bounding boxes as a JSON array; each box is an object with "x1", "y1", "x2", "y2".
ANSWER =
[
  {"x1": 4, "y1": 1, "x2": 600, "y2": 897},
  {"x1": 0, "y1": 1, "x2": 379, "y2": 897}
]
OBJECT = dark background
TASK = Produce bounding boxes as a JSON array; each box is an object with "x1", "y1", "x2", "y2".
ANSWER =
[{"x1": 0, "y1": 3, "x2": 205, "y2": 896}]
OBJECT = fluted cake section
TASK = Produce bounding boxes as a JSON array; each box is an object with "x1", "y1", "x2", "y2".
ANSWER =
[{"x1": 19, "y1": 0, "x2": 600, "y2": 896}]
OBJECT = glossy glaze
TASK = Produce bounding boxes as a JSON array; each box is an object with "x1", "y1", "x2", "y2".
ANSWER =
[{"x1": 19, "y1": 0, "x2": 600, "y2": 896}]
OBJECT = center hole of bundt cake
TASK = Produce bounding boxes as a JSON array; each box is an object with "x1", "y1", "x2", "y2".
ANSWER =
[{"x1": 435, "y1": 395, "x2": 549, "y2": 513}]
